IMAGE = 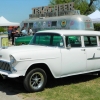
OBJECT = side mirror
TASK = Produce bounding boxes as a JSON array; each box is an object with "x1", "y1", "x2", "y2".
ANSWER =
[
  {"x1": 59, "y1": 42, "x2": 64, "y2": 47},
  {"x1": 67, "y1": 44, "x2": 71, "y2": 49}
]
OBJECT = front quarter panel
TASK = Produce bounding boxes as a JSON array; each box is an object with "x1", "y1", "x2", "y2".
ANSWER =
[{"x1": 12, "y1": 47, "x2": 62, "y2": 78}]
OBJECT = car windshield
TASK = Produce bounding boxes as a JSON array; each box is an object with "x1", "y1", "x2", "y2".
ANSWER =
[{"x1": 29, "y1": 33, "x2": 64, "y2": 47}]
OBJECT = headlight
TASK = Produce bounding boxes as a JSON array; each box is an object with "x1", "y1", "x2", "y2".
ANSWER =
[
  {"x1": 10, "y1": 55, "x2": 17, "y2": 73},
  {"x1": 10, "y1": 55, "x2": 16, "y2": 66}
]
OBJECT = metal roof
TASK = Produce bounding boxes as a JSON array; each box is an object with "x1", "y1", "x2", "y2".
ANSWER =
[
  {"x1": 23, "y1": 15, "x2": 91, "y2": 22},
  {"x1": 36, "y1": 30, "x2": 100, "y2": 36}
]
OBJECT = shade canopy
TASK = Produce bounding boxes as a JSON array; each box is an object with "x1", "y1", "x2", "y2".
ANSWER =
[
  {"x1": 0, "y1": 16, "x2": 20, "y2": 26},
  {"x1": 88, "y1": 10, "x2": 100, "y2": 23}
]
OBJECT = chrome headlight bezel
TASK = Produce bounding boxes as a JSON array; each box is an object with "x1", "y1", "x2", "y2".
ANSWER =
[{"x1": 10, "y1": 55, "x2": 16, "y2": 67}]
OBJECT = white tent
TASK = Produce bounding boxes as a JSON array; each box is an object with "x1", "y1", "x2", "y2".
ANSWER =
[
  {"x1": 0, "y1": 16, "x2": 20, "y2": 26},
  {"x1": 88, "y1": 10, "x2": 100, "y2": 23}
]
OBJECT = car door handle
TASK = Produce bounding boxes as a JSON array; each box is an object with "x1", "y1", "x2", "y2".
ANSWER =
[
  {"x1": 97, "y1": 48, "x2": 100, "y2": 50},
  {"x1": 81, "y1": 49, "x2": 85, "y2": 51}
]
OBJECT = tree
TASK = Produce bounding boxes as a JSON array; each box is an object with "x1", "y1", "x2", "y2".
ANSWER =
[
  {"x1": 49, "y1": 0, "x2": 100, "y2": 15},
  {"x1": 84, "y1": 0, "x2": 97, "y2": 14},
  {"x1": 74, "y1": 0, "x2": 95, "y2": 15},
  {"x1": 94, "y1": 23, "x2": 100, "y2": 31},
  {"x1": 49, "y1": 0, "x2": 72, "y2": 5}
]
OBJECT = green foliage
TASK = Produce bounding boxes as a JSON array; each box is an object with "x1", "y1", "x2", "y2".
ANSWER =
[
  {"x1": 94, "y1": 23, "x2": 100, "y2": 31},
  {"x1": 0, "y1": 27, "x2": 5, "y2": 32},
  {"x1": 74, "y1": 0, "x2": 95, "y2": 15},
  {"x1": 50, "y1": 0, "x2": 72, "y2": 5},
  {"x1": 49, "y1": 0, "x2": 96, "y2": 15}
]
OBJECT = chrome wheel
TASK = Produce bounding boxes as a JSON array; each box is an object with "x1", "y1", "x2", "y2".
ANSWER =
[
  {"x1": 30, "y1": 72, "x2": 44, "y2": 90},
  {"x1": 23, "y1": 68, "x2": 47, "y2": 92}
]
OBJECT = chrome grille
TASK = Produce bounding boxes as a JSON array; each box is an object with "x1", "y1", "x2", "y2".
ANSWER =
[{"x1": 0, "y1": 61, "x2": 11, "y2": 71}]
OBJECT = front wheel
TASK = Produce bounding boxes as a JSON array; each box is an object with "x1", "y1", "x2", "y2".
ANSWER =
[{"x1": 23, "y1": 68, "x2": 47, "y2": 92}]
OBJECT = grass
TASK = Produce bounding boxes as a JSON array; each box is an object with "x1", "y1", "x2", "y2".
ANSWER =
[
  {"x1": 0, "y1": 39, "x2": 100, "y2": 100},
  {"x1": 19, "y1": 74, "x2": 100, "y2": 100},
  {"x1": 0, "y1": 72, "x2": 100, "y2": 100}
]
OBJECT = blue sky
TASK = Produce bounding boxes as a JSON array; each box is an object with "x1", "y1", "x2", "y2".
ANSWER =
[{"x1": 0, "y1": 0, "x2": 50, "y2": 23}]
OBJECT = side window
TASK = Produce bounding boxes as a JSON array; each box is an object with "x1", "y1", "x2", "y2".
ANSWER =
[
  {"x1": 52, "y1": 36, "x2": 63, "y2": 47},
  {"x1": 35, "y1": 35, "x2": 51, "y2": 45},
  {"x1": 84, "y1": 36, "x2": 97, "y2": 47},
  {"x1": 66, "y1": 36, "x2": 81, "y2": 47}
]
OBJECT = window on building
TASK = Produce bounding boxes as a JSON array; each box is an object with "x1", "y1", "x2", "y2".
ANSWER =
[{"x1": 51, "y1": 21, "x2": 57, "y2": 26}]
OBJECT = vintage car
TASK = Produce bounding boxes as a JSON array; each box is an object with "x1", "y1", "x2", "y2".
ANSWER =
[{"x1": 0, "y1": 30, "x2": 100, "y2": 92}]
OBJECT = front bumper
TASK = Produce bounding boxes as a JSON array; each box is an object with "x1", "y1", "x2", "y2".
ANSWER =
[
  {"x1": 0, "y1": 69, "x2": 24, "y2": 78},
  {"x1": 0, "y1": 60, "x2": 31, "y2": 78}
]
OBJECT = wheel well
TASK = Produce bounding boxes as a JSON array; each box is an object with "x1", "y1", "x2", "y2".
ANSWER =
[{"x1": 25, "y1": 63, "x2": 54, "y2": 79}]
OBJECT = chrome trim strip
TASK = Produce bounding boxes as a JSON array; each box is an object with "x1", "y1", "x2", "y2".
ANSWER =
[{"x1": 87, "y1": 57, "x2": 100, "y2": 60}]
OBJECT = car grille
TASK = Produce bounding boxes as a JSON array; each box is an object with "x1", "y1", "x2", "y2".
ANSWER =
[{"x1": 0, "y1": 61, "x2": 11, "y2": 71}]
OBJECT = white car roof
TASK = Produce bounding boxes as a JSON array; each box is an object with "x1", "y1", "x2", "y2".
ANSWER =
[{"x1": 37, "y1": 30, "x2": 100, "y2": 36}]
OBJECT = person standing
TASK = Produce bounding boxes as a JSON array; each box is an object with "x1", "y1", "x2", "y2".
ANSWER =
[
  {"x1": 99, "y1": 37, "x2": 100, "y2": 46},
  {"x1": 28, "y1": 28, "x2": 33, "y2": 35},
  {"x1": 11, "y1": 28, "x2": 16, "y2": 45},
  {"x1": 8, "y1": 29, "x2": 12, "y2": 40},
  {"x1": 21, "y1": 27, "x2": 28, "y2": 36}
]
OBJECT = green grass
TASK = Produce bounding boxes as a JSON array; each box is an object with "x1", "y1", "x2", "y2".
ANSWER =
[
  {"x1": 20, "y1": 74, "x2": 100, "y2": 100},
  {"x1": 0, "y1": 74, "x2": 100, "y2": 100}
]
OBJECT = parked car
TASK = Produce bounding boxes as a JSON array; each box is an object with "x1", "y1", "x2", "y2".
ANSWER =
[
  {"x1": 0, "y1": 30, "x2": 100, "y2": 92},
  {"x1": 15, "y1": 35, "x2": 33, "y2": 45}
]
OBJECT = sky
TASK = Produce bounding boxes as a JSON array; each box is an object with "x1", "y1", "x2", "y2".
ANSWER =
[{"x1": 0, "y1": 0, "x2": 50, "y2": 23}]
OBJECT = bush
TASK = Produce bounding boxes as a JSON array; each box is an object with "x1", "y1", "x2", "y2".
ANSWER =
[
  {"x1": 0, "y1": 27, "x2": 5, "y2": 32},
  {"x1": 94, "y1": 23, "x2": 100, "y2": 31}
]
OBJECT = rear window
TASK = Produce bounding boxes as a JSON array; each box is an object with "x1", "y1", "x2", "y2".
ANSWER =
[{"x1": 84, "y1": 36, "x2": 97, "y2": 47}]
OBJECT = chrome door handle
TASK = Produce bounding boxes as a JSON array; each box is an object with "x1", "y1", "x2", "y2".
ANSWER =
[{"x1": 81, "y1": 49, "x2": 85, "y2": 51}]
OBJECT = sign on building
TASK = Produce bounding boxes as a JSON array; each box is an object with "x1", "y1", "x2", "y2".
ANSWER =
[{"x1": 29, "y1": 2, "x2": 80, "y2": 18}]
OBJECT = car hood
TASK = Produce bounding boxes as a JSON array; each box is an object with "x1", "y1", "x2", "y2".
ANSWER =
[
  {"x1": 0, "y1": 45, "x2": 56, "y2": 53},
  {"x1": 0, "y1": 45, "x2": 60, "y2": 61}
]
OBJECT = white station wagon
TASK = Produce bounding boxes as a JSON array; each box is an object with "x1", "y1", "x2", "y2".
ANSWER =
[{"x1": 0, "y1": 30, "x2": 100, "y2": 92}]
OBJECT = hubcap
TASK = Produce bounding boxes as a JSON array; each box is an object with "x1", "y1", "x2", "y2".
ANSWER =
[{"x1": 30, "y1": 72, "x2": 44, "y2": 90}]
